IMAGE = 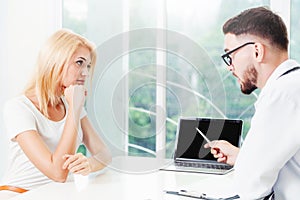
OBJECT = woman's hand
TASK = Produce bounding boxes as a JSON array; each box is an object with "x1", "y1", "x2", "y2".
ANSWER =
[
  {"x1": 64, "y1": 85, "x2": 86, "y2": 113},
  {"x1": 204, "y1": 140, "x2": 240, "y2": 166},
  {"x1": 62, "y1": 153, "x2": 91, "y2": 176}
]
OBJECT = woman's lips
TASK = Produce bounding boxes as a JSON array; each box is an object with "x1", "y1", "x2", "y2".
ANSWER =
[{"x1": 76, "y1": 80, "x2": 85, "y2": 85}]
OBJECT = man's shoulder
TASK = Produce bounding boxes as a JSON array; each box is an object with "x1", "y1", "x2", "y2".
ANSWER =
[
  {"x1": 266, "y1": 75, "x2": 300, "y2": 105},
  {"x1": 275, "y1": 68, "x2": 300, "y2": 89}
]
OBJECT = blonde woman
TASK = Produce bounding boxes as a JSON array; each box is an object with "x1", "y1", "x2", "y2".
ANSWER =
[{"x1": 0, "y1": 29, "x2": 112, "y2": 198}]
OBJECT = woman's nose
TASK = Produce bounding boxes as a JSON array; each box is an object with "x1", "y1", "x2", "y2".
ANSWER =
[{"x1": 81, "y1": 66, "x2": 89, "y2": 76}]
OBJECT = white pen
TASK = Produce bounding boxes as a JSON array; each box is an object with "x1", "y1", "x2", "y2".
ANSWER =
[{"x1": 195, "y1": 127, "x2": 211, "y2": 143}]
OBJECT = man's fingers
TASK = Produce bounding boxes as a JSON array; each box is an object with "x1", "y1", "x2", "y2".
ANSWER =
[{"x1": 217, "y1": 157, "x2": 227, "y2": 163}]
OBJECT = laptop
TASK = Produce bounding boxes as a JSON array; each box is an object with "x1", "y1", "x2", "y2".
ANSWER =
[{"x1": 160, "y1": 117, "x2": 243, "y2": 175}]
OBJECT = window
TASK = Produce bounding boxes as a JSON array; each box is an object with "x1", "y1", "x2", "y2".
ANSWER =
[
  {"x1": 63, "y1": 0, "x2": 274, "y2": 159},
  {"x1": 290, "y1": 0, "x2": 300, "y2": 61}
]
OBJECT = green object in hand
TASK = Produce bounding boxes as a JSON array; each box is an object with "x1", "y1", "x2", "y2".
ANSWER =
[{"x1": 77, "y1": 144, "x2": 87, "y2": 156}]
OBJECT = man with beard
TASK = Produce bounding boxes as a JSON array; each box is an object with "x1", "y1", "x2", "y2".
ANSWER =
[{"x1": 204, "y1": 7, "x2": 300, "y2": 200}]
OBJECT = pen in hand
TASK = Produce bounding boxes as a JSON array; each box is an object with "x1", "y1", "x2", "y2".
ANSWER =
[
  {"x1": 195, "y1": 127, "x2": 211, "y2": 143},
  {"x1": 196, "y1": 127, "x2": 228, "y2": 163},
  {"x1": 196, "y1": 127, "x2": 220, "y2": 153}
]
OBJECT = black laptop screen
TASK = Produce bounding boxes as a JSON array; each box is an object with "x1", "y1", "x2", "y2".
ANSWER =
[{"x1": 175, "y1": 118, "x2": 243, "y2": 161}]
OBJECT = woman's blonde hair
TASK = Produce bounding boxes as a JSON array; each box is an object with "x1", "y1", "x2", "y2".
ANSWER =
[{"x1": 25, "y1": 29, "x2": 97, "y2": 117}]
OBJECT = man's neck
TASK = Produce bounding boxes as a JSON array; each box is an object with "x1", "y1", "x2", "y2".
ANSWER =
[{"x1": 257, "y1": 52, "x2": 288, "y2": 88}]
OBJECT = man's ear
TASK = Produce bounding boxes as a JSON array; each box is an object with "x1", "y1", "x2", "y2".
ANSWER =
[{"x1": 254, "y1": 42, "x2": 264, "y2": 62}]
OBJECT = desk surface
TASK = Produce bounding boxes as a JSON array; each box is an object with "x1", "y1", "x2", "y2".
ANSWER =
[{"x1": 10, "y1": 156, "x2": 236, "y2": 200}]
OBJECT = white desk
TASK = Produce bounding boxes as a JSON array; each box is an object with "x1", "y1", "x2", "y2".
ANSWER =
[{"x1": 10, "y1": 156, "x2": 235, "y2": 200}]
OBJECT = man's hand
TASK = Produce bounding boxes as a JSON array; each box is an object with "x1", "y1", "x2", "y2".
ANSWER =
[{"x1": 204, "y1": 140, "x2": 240, "y2": 166}]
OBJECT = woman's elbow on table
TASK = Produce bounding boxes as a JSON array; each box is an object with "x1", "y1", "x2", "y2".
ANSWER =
[{"x1": 48, "y1": 170, "x2": 69, "y2": 183}]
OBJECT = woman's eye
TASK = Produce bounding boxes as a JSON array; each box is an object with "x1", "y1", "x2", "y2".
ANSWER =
[{"x1": 76, "y1": 60, "x2": 84, "y2": 66}]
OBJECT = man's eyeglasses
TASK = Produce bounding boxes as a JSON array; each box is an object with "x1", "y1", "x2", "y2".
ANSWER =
[{"x1": 221, "y1": 42, "x2": 255, "y2": 66}]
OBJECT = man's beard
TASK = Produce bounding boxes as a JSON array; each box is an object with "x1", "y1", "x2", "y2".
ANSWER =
[{"x1": 240, "y1": 64, "x2": 258, "y2": 95}]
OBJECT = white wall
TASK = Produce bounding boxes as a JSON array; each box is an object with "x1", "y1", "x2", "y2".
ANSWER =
[
  {"x1": 0, "y1": 0, "x2": 8, "y2": 181},
  {"x1": 0, "y1": 0, "x2": 61, "y2": 179}
]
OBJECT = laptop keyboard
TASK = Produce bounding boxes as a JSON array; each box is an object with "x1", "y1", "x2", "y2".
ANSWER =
[{"x1": 175, "y1": 161, "x2": 232, "y2": 170}]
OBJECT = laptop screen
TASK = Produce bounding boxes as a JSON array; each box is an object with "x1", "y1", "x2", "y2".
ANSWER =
[{"x1": 175, "y1": 118, "x2": 243, "y2": 161}]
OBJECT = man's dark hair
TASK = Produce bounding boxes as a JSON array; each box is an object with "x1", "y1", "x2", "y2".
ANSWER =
[{"x1": 223, "y1": 6, "x2": 288, "y2": 51}]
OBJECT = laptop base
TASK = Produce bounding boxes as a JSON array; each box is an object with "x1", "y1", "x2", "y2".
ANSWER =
[{"x1": 160, "y1": 163, "x2": 234, "y2": 175}]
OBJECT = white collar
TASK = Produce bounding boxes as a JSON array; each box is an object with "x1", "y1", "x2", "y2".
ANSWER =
[{"x1": 255, "y1": 59, "x2": 300, "y2": 107}]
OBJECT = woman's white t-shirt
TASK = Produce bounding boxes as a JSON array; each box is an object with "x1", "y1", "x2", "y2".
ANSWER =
[{"x1": 1, "y1": 95, "x2": 86, "y2": 190}]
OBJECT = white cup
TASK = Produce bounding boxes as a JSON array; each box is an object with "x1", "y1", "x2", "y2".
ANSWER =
[{"x1": 73, "y1": 174, "x2": 89, "y2": 192}]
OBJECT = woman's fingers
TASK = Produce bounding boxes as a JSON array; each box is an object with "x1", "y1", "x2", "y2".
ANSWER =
[
  {"x1": 71, "y1": 162, "x2": 90, "y2": 175},
  {"x1": 62, "y1": 153, "x2": 82, "y2": 169},
  {"x1": 62, "y1": 153, "x2": 91, "y2": 175}
]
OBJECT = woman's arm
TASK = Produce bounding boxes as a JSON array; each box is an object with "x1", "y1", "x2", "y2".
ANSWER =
[
  {"x1": 15, "y1": 85, "x2": 86, "y2": 182},
  {"x1": 63, "y1": 116, "x2": 112, "y2": 175},
  {"x1": 82, "y1": 116, "x2": 112, "y2": 171}
]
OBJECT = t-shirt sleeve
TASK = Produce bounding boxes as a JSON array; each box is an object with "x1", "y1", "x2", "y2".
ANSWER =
[{"x1": 3, "y1": 99, "x2": 37, "y2": 142}]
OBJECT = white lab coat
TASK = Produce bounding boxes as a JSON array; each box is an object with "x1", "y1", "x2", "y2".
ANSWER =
[{"x1": 234, "y1": 59, "x2": 300, "y2": 199}]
